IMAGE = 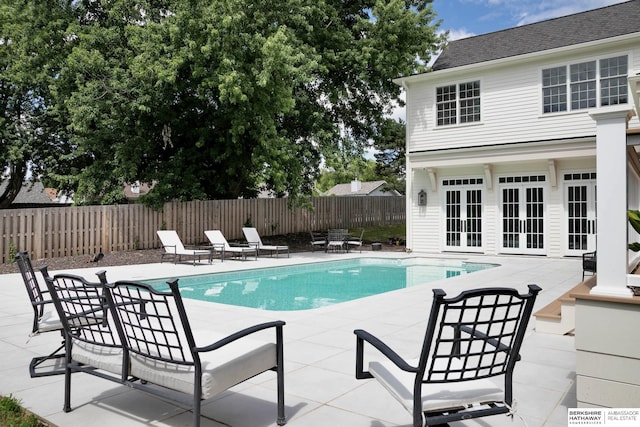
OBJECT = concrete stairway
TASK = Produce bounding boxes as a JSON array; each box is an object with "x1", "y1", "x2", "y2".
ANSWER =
[{"x1": 534, "y1": 276, "x2": 596, "y2": 335}]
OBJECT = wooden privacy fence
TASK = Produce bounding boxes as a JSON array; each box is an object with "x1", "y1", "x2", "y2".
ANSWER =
[{"x1": 0, "y1": 196, "x2": 405, "y2": 263}]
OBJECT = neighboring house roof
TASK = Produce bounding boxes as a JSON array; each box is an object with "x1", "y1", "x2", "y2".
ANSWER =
[
  {"x1": 325, "y1": 180, "x2": 398, "y2": 196},
  {"x1": 433, "y1": 0, "x2": 640, "y2": 71},
  {"x1": 123, "y1": 181, "x2": 155, "y2": 200},
  {"x1": 0, "y1": 181, "x2": 56, "y2": 205}
]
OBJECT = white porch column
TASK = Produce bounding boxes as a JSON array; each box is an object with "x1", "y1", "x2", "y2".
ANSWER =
[
  {"x1": 406, "y1": 160, "x2": 414, "y2": 251},
  {"x1": 589, "y1": 107, "x2": 633, "y2": 297}
]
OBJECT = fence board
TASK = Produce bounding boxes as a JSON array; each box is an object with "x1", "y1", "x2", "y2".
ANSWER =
[{"x1": 0, "y1": 196, "x2": 404, "y2": 263}]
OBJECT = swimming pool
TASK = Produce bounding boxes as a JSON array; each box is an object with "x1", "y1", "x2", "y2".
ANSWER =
[{"x1": 144, "y1": 258, "x2": 497, "y2": 311}]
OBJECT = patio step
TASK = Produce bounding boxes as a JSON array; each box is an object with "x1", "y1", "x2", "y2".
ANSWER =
[{"x1": 534, "y1": 276, "x2": 596, "y2": 335}]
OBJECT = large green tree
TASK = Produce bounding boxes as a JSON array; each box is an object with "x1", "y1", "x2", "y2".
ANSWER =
[
  {"x1": 0, "y1": 0, "x2": 73, "y2": 208},
  {"x1": 1, "y1": 0, "x2": 444, "y2": 207},
  {"x1": 373, "y1": 117, "x2": 406, "y2": 195}
]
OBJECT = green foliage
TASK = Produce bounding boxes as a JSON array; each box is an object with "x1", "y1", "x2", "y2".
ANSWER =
[
  {"x1": 629, "y1": 210, "x2": 640, "y2": 251},
  {"x1": 0, "y1": 395, "x2": 45, "y2": 427},
  {"x1": 316, "y1": 155, "x2": 379, "y2": 193},
  {"x1": 360, "y1": 224, "x2": 406, "y2": 243},
  {"x1": 2, "y1": 0, "x2": 444, "y2": 207},
  {"x1": 373, "y1": 118, "x2": 406, "y2": 195},
  {"x1": 8, "y1": 241, "x2": 17, "y2": 263}
]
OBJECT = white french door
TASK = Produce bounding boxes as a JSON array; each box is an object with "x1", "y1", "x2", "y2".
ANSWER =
[
  {"x1": 443, "y1": 178, "x2": 483, "y2": 252},
  {"x1": 499, "y1": 175, "x2": 546, "y2": 255},
  {"x1": 564, "y1": 172, "x2": 597, "y2": 256}
]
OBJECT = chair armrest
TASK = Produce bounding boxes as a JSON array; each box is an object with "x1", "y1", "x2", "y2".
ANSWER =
[
  {"x1": 195, "y1": 320, "x2": 286, "y2": 353},
  {"x1": 162, "y1": 244, "x2": 177, "y2": 253},
  {"x1": 184, "y1": 244, "x2": 210, "y2": 251},
  {"x1": 455, "y1": 325, "x2": 520, "y2": 360},
  {"x1": 228, "y1": 243, "x2": 251, "y2": 248},
  {"x1": 354, "y1": 329, "x2": 417, "y2": 379},
  {"x1": 33, "y1": 298, "x2": 54, "y2": 308}
]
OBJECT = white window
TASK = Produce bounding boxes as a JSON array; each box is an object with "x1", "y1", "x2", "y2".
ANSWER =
[
  {"x1": 600, "y1": 55, "x2": 628, "y2": 106},
  {"x1": 436, "y1": 81, "x2": 480, "y2": 126},
  {"x1": 542, "y1": 66, "x2": 567, "y2": 113},
  {"x1": 570, "y1": 61, "x2": 596, "y2": 110},
  {"x1": 542, "y1": 55, "x2": 627, "y2": 114}
]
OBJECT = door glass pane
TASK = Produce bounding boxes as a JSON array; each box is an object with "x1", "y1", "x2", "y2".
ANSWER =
[
  {"x1": 446, "y1": 190, "x2": 461, "y2": 247},
  {"x1": 567, "y1": 185, "x2": 588, "y2": 250},
  {"x1": 502, "y1": 188, "x2": 519, "y2": 248},
  {"x1": 526, "y1": 187, "x2": 544, "y2": 249},
  {"x1": 466, "y1": 189, "x2": 482, "y2": 247}
]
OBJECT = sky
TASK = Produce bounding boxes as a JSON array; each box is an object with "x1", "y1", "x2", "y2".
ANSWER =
[{"x1": 433, "y1": 0, "x2": 630, "y2": 41}]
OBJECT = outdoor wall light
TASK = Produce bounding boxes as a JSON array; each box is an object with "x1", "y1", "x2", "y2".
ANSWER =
[{"x1": 418, "y1": 189, "x2": 427, "y2": 206}]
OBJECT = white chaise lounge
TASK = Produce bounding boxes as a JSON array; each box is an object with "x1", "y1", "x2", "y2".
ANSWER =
[
  {"x1": 242, "y1": 227, "x2": 289, "y2": 257},
  {"x1": 157, "y1": 230, "x2": 211, "y2": 265},
  {"x1": 204, "y1": 230, "x2": 257, "y2": 261}
]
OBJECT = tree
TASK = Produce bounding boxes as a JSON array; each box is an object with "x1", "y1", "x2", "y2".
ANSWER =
[
  {"x1": 373, "y1": 117, "x2": 406, "y2": 195},
  {"x1": 315, "y1": 153, "x2": 379, "y2": 194},
  {"x1": 0, "y1": 0, "x2": 73, "y2": 208},
  {"x1": 4, "y1": 0, "x2": 444, "y2": 207}
]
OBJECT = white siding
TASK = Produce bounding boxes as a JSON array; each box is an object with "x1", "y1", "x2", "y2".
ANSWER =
[
  {"x1": 404, "y1": 35, "x2": 640, "y2": 259},
  {"x1": 406, "y1": 42, "x2": 640, "y2": 153}
]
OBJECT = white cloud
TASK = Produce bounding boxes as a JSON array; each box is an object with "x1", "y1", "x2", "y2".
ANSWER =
[
  {"x1": 509, "y1": 0, "x2": 628, "y2": 26},
  {"x1": 447, "y1": 28, "x2": 477, "y2": 41}
]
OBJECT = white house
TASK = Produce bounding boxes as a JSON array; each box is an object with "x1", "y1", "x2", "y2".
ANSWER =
[
  {"x1": 396, "y1": 0, "x2": 640, "y2": 409},
  {"x1": 396, "y1": 0, "x2": 640, "y2": 259}
]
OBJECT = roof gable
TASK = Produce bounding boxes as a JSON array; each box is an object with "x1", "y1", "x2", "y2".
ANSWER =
[
  {"x1": 433, "y1": 0, "x2": 640, "y2": 71},
  {"x1": 325, "y1": 180, "x2": 388, "y2": 196},
  {"x1": 0, "y1": 181, "x2": 53, "y2": 205}
]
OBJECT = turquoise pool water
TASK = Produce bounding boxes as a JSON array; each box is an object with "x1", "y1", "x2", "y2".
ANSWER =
[{"x1": 144, "y1": 258, "x2": 497, "y2": 311}]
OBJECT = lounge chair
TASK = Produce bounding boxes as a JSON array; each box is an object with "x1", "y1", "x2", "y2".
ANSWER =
[
  {"x1": 242, "y1": 227, "x2": 289, "y2": 257},
  {"x1": 15, "y1": 251, "x2": 65, "y2": 377},
  {"x1": 347, "y1": 229, "x2": 364, "y2": 253},
  {"x1": 204, "y1": 230, "x2": 257, "y2": 261},
  {"x1": 309, "y1": 231, "x2": 327, "y2": 252},
  {"x1": 355, "y1": 285, "x2": 541, "y2": 427},
  {"x1": 157, "y1": 230, "x2": 211, "y2": 265},
  {"x1": 326, "y1": 229, "x2": 348, "y2": 253}
]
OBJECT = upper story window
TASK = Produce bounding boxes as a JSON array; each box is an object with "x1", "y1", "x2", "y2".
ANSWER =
[
  {"x1": 436, "y1": 81, "x2": 480, "y2": 126},
  {"x1": 600, "y1": 56, "x2": 628, "y2": 106},
  {"x1": 542, "y1": 55, "x2": 627, "y2": 114}
]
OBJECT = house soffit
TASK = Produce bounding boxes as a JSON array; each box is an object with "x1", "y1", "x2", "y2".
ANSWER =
[{"x1": 407, "y1": 138, "x2": 596, "y2": 169}]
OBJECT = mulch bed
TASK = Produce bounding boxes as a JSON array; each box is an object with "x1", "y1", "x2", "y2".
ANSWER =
[{"x1": 0, "y1": 232, "x2": 405, "y2": 275}]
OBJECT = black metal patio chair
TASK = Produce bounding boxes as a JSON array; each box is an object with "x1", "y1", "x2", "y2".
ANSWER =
[
  {"x1": 582, "y1": 251, "x2": 596, "y2": 281},
  {"x1": 16, "y1": 251, "x2": 66, "y2": 377},
  {"x1": 326, "y1": 228, "x2": 348, "y2": 253},
  {"x1": 101, "y1": 275, "x2": 287, "y2": 427},
  {"x1": 355, "y1": 285, "x2": 541, "y2": 427}
]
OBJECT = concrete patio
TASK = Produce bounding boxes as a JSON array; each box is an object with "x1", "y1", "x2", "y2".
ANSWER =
[{"x1": 0, "y1": 251, "x2": 579, "y2": 427}]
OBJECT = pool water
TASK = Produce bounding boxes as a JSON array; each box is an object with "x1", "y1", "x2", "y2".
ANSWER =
[{"x1": 144, "y1": 258, "x2": 497, "y2": 311}]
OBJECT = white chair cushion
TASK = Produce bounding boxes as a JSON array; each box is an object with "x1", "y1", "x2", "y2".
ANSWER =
[
  {"x1": 37, "y1": 309, "x2": 62, "y2": 332},
  {"x1": 259, "y1": 245, "x2": 288, "y2": 251},
  {"x1": 129, "y1": 332, "x2": 277, "y2": 399},
  {"x1": 71, "y1": 338, "x2": 124, "y2": 375},
  {"x1": 369, "y1": 358, "x2": 504, "y2": 413}
]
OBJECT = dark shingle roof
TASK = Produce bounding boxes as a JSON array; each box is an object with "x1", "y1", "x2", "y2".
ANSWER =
[
  {"x1": 0, "y1": 181, "x2": 53, "y2": 205},
  {"x1": 433, "y1": 0, "x2": 640, "y2": 71}
]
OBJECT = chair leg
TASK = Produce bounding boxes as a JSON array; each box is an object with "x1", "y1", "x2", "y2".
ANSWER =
[
  {"x1": 276, "y1": 325, "x2": 286, "y2": 426},
  {"x1": 29, "y1": 338, "x2": 66, "y2": 378}
]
